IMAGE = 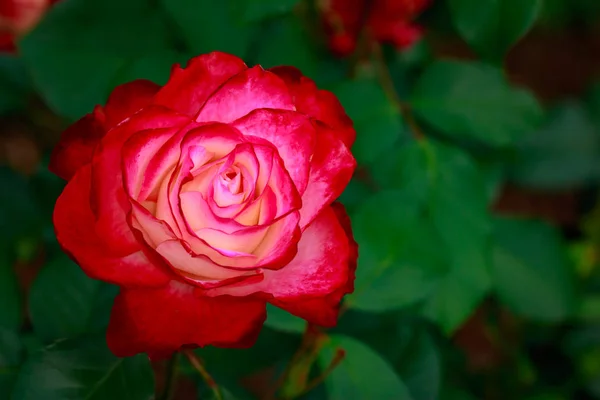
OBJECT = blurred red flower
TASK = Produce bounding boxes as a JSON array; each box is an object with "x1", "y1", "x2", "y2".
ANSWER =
[
  {"x1": 0, "y1": 0, "x2": 59, "y2": 52},
  {"x1": 321, "y1": 0, "x2": 430, "y2": 56}
]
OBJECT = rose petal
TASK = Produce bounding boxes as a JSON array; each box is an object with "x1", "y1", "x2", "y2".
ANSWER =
[
  {"x1": 250, "y1": 211, "x2": 301, "y2": 269},
  {"x1": 130, "y1": 196, "x2": 255, "y2": 280},
  {"x1": 269, "y1": 66, "x2": 356, "y2": 147},
  {"x1": 90, "y1": 106, "x2": 189, "y2": 254},
  {"x1": 156, "y1": 240, "x2": 251, "y2": 280},
  {"x1": 104, "y1": 80, "x2": 161, "y2": 129},
  {"x1": 196, "y1": 66, "x2": 295, "y2": 123},
  {"x1": 49, "y1": 106, "x2": 106, "y2": 181},
  {"x1": 164, "y1": 127, "x2": 297, "y2": 266},
  {"x1": 163, "y1": 126, "x2": 239, "y2": 236},
  {"x1": 233, "y1": 109, "x2": 315, "y2": 194},
  {"x1": 299, "y1": 123, "x2": 356, "y2": 229},
  {"x1": 167, "y1": 190, "x2": 257, "y2": 267},
  {"x1": 179, "y1": 191, "x2": 300, "y2": 271},
  {"x1": 122, "y1": 125, "x2": 188, "y2": 200},
  {"x1": 129, "y1": 199, "x2": 177, "y2": 248},
  {"x1": 133, "y1": 123, "x2": 206, "y2": 202},
  {"x1": 207, "y1": 143, "x2": 258, "y2": 218},
  {"x1": 154, "y1": 52, "x2": 247, "y2": 117},
  {"x1": 265, "y1": 148, "x2": 303, "y2": 219},
  {"x1": 53, "y1": 165, "x2": 172, "y2": 287},
  {"x1": 269, "y1": 203, "x2": 357, "y2": 326},
  {"x1": 196, "y1": 210, "x2": 300, "y2": 262},
  {"x1": 235, "y1": 185, "x2": 276, "y2": 226},
  {"x1": 107, "y1": 280, "x2": 267, "y2": 359},
  {"x1": 269, "y1": 295, "x2": 342, "y2": 327},
  {"x1": 209, "y1": 205, "x2": 353, "y2": 299}
]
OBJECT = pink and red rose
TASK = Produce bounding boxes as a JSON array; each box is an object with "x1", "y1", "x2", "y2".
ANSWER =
[
  {"x1": 50, "y1": 52, "x2": 358, "y2": 359},
  {"x1": 321, "y1": 0, "x2": 430, "y2": 57}
]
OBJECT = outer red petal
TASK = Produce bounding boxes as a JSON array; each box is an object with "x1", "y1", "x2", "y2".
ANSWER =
[
  {"x1": 90, "y1": 106, "x2": 190, "y2": 256},
  {"x1": 107, "y1": 280, "x2": 267, "y2": 359},
  {"x1": 209, "y1": 206, "x2": 354, "y2": 303},
  {"x1": 53, "y1": 165, "x2": 173, "y2": 287},
  {"x1": 268, "y1": 203, "x2": 357, "y2": 326},
  {"x1": 299, "y1": 123, "x2": 356, "y2": 229},
  {"x1": 49, "y1": 80, "x2": 161, "y2": 181},
  {"x1": 103, "y1": 79, "x2": 161, "y2": 129},
  {"x1": 196, "y1": 66, "x2": 295, "y2": 123},
  {"x1": 153, "y1": 52, "x2": 247, "y2": 117},
  {"x1": 0, "y1": 33, "x2": 15, "y2": 53},
  {"x1": 49, "y1": 106, "x2": 107, "y2": 181},
  {"x1": 269, "y1": 66, "x2": 356, "y2": 147}
]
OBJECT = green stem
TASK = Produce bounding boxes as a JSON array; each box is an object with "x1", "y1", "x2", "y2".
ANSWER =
[
  {"x1": 296, "y1": 348, "x2": 345, "y2": 397},
  {"x1": 183, "y1": 349, "x2": 222, "y2": 400},
  {"x1": 370, "y1": 41, "x2": 425, "y2": 140},
  {"x1": 158, "y1": 353, "x2": 179, "y2": 400}
]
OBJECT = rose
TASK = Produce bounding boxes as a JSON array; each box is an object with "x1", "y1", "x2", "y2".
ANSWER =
[
  {"x1": 50, "y1": 52, "x2": 358, "y2": 359},
  {"x1": 321, "y1": 0, "x2": 429, "y2": 56},
  {"x1": 0, "y1": 0, "x2": 58, "y2": 52}
]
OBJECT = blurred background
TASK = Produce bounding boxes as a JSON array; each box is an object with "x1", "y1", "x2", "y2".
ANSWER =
[{"x1": 2, "y1": 0, "x2": 600, "y2": 399}]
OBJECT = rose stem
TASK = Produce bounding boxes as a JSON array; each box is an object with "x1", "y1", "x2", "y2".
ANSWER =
[
  {"x1": 297, "y1": 348, "x2": 346, "y2": 397},
  {"x1": 263, "y1": 324, "x2": 324, "y2": 400},
  {"x1": 183, "y1": 349, "x2": 223, "y2": 400},
  {"x1": 370, "y1": 38, "x2": 426, "y2": 141},
  {"x1": 158, "y1": 353, "x2": 180, "y2": 400}
]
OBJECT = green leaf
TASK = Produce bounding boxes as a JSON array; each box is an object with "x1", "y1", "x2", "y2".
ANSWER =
[
  {"x1": 440, "y1": 387, "x2": 478, "y2": 400},
  {"x1": 264, "y1": 304, "x2": 306, "y2": 334},
  {"x1": 355, "y1": 140, "x2": 492, "y2": 331},
  {"x1": 0, "y1": 328, "x2": 23, "y2": 394},
  {"x1": 161, "y1": 0, "x2": 257, "y2": 57},
  {"x1": 30, "y1": 156, "x2": 66, "y2": 222},
  {"x1": 411, "y1": 61, "x2": 544, "y2": 146},
  {"x1": 0, "y1": 247, "x2": 20, "y2": 331},
  {"x1": 253, "y1": 15, "x2": 321, "y2": 79},
  {"x1": 370, "y1": 140, "x2": 436, "y2": 203},
  {"x1": 230, "y1": 0, "x2": 300, "y2": 22},
  {"x1": 0, "y1": 55, "x2": 31, "y2": 115},
  {"x1": 480, "y1": 161, "x2": 505, "y2": 203},
  {"x1": 448, "y1": 0, "x2": 542, "y2": 62},
  {"x1": 395, "y1": 328, "x2": 441, "y2": 400},
  {"x1": 333, "y1": 78, "x2": 404, "y2": 165},
  {"x1": 523, "y1": 394, "x2": 569, "y2": 400},
  {"x1": 29, "y1": 255, "x2": 118, "y2": 342},
  {"x1": 577, "y1": 295, "x2": 600, "y2": 321},
  {"x1": 337, "y1": 178, "x2": 373, "y2": 214},
  {"x1": 319, "y1": 335, "x2": 413, "y2": 400},
  {"x1": 427, "y1": 144, "x2": 491, "y2": 278},
  {"x1": 509, "y1": 102, "x2": 600, "y2": 189},
  {"x1": 491, "y1": 218, "x2": 577, "y2": 321},
  {"x1": 0, "y1": 167, "x2": 42, "y2": 243},
  {"x1": 20, "y1": 333, "x2": 43, "y2": 358},
  {"x1": 588, "y1": 80, "x2": 600, "y2": 126},
  {"x1": 349, "y1": 319, "x2": 441, "y2": 400},
  {"x1": 418, "y1": 141, "x2": 492, "y2": 333},
  {"x1": 199, "y1": 386, "x2": 248, "y2": 400},
  {"x1": 112, "y1": 51, "x2": 192, "y2": 87},
  {"x1": 20, "y1": 0, "x2": 172, "y2": 119},
  {"x1": 196, "y1": 327, "x2": 300, "y2": 379},
  {"x1": 347, "y1": 190, "x2": 446, "y2": 312},
  {"x1": 12, "y1": 335, "x2": 154, "y2": 400},
  {"x1": 252, "y1": 14, "x2": 346, "y2": 86}
]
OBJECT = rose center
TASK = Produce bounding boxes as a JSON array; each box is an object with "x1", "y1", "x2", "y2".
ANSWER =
[{"x1": 219, "y1": 166, "x2": 242, "y2": 195}]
